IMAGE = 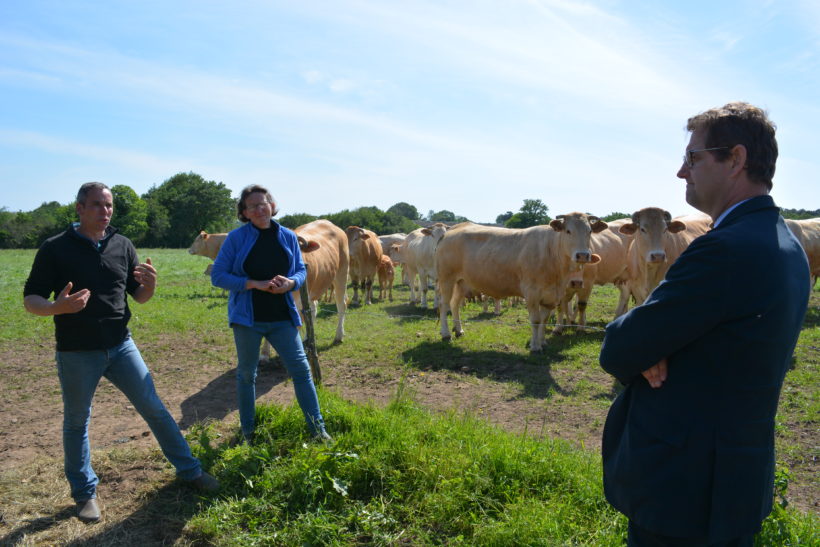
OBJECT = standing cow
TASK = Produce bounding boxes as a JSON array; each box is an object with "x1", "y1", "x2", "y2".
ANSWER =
[
  {"x1": 436, "y1": 213, "x2": 607, "y2": 352},
  {"x1": 346, "y1": 226, "x2": 381, "y2": 305},
  {"x1": 261, "y1": 220, "x2": 349, "y2": 361},
  {"x1": 400, "y1": 223, "x2": 450, "y2": 308},
  {"x1": 188, "y1": 231, "x2": 228, "y2": 274},
  {"x1": 558, "y1": 218, "x2": 634, "y2": 331},
  {"x1": 785, "y1": 218, "x2": 820, "y2": 288},
  {"x1": 377, "y1": 254, "x2": 396, "y2": 302},
  {"x1": 620, "y1": 208, "x2": 711, "y2": 305}
]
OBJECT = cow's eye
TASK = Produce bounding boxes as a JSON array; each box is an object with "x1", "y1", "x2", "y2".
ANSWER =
[
  {"x1": 566, "y1": 229, "x2": 572, "y2": 234},
  {"x1": 640, "y1": 227, "x2": 647, "y2": 233}
]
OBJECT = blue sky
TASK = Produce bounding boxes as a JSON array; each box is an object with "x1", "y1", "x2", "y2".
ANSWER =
[{"x1": 1, "y1": 1, "x2": 818, "y2": 223}]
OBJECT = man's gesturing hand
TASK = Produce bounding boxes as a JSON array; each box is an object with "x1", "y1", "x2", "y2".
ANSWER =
[{"x1": 55, "y1": 281, "x2": 90, "y2": 314}]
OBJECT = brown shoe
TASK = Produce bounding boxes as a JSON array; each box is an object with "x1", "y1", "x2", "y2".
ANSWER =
[
  {"x1": 189, "y1": 471, "x2": 220, "y2": 493},
  {"x1": 76, "y1": 498, "x2": 100, "y2": 522}
]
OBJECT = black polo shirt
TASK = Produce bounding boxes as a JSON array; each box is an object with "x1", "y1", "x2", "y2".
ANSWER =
[{"x1": 24, "y1": 224, "x2": 141, "y2": 351}]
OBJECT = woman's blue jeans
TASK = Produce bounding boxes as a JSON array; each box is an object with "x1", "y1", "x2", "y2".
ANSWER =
[
  {"x1": 56, "y1": 337, "x2": 202, "y2": 502},
  {"x1": 232, "y1": 321, "x2": 326, "y2": 437}
]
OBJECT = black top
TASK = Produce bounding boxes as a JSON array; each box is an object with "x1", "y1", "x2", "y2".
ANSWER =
[
  {"x1": 23, "y1": 224, "x2": 141, "y2": 351},
  {"x1": 244, "y1": 223, "x2": 291, "y2": 322}
]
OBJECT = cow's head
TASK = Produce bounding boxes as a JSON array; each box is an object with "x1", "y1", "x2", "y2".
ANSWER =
[
  {"x1": 187, "y1": 230, "x2": 209, "y2": 255},
  {"x1": 619, "y1": 207, "x2": 686, "y2": 264},
  {"x1": 297, "y1": 236, "x2": 321, "y2": 254},
  {"x1": 388, "y1": 243, "x2": 403, "y2": 262},
  {"x1": 421, "y1": 222, "x2": 450, "y2": 244},
  {"x1": 345, "y1": 225, "x2": 371, "y2": 243},
  {"x1": 550, "y1": 212, "x2": 606, "y2": 264}
]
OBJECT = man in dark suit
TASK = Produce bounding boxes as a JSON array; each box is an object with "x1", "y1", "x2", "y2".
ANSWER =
[{"x1": 599, "y1": 102, "x2": 810, "y2": 546}]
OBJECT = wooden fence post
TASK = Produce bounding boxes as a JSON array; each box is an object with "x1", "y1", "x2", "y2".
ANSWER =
[{"x1": 299, "y1": 269, "x2": 322, "y2": 385}]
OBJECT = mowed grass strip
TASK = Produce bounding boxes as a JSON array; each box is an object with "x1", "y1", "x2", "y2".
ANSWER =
[{"x1": 0, "y1": 248, "x2": 817, "y2": 545}]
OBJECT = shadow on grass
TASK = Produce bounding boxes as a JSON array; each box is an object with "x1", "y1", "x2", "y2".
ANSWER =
[
  {"x1": 401, "y1": 340, "x2": 567, "y2": 399},
  {"x1": 0, "y1": 506, "x2": 76, "y2": 546},
  {"x1": 383, "y1": 303, "x2": 440, "y2": 323},
  {"x1": 178, "y1": 360, "x2": 289, "y2": 429}
]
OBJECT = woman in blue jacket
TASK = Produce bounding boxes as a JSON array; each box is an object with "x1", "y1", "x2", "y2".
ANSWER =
[{"x1": 211, "y1": 184, "x2": 330, "y2": 443}]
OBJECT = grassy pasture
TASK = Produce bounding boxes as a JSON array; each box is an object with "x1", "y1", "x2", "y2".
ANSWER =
[{"x1": 0, "y1": 248, "x2": 816, "y2": 545}]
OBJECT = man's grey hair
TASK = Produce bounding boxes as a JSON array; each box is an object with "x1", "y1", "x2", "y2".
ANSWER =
[{"x1": 76, "y1": 182, "x2": 111, "y2": 204}]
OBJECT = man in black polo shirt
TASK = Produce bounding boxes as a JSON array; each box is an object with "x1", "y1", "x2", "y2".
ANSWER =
[{"x1": 23, "y1": 182, "x2": 219, "y2": 522}]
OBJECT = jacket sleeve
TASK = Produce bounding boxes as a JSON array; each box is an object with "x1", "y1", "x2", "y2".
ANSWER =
[
  {"x1": 210, "y1": 231, "x2": 248, "y2": 292},
  {"x1": 288, "y1": 231, "x2": 307, "y2": 291},
  {"x1": 599, "y1": 234, "x2": 730, "y2": 384}
]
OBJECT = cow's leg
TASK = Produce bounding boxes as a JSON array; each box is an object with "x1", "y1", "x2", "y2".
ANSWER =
[
  {"x1": 526, "y1": 300, "x2": 545, "y2": 353},
  {"x1": 351, "y1": 278, "x2": 360, "y2": 305},
  {"x1": 449, "y1": 281, "x2": 466, "y2": 337},
  {"x1": 388, "y1": 275, "x2": 394, "y2": 302},
  {"x1": 333, "y1": 277, "x2": 347, "y2": 344},
  {"x1": 407, "y1": 268, "x2": 418, "y2": 304},
  {"x1": 614, "y1": 282, "x2": 631, "y2": 317},
  {"x1": 419, "y1": 274, "x2": 428, "y2": 308},
  {"x1": 261, "y1": 340, "x2": 272, "y2": 363},
  {"x1": 439, "y1": 278, "x2": 454, "y2": 340},
  {"x1": 364, "y1": 278, "x2": 373, "y2": 305}
]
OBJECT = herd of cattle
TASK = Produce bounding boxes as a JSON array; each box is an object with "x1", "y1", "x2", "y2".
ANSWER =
[{"x1": 188, "y1": 211, "x2": 819, "y2": 353}]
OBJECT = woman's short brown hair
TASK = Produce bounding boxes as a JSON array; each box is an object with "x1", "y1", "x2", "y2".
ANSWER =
[{"x1": 236, "y1": 184, "x2": 279, "y2": 222}]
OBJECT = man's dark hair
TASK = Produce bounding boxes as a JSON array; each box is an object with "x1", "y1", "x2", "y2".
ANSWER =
[
  {"x1": 236, "y1": 184, "x2": 279, "y2": 222},
  {"x1": 76, "y1": 182, "x2": 111, "y2": 204},
  {"x1": 686, "y1": 102, "x2": 777, "y2": 190}
]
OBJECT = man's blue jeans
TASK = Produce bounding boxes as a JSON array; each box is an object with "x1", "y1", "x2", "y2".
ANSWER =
[
  {"x1": 56, "y1": 337, "x2": 201, "y2": 502},
  {"x1": 232, "y1": 321, "x2": 326, "y2": 438}
]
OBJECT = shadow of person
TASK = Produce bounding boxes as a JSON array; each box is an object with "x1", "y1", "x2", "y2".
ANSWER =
[
  {"x1": 0, "y1": 506, "x2": 76, "y2": 545},
  {"x1": 178, "y1": 361, "x2": 289, "y2": 430}
]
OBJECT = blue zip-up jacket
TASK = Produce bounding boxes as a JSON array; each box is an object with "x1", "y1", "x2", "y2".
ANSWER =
[{"x1": 211, "y1": 220, "x2": 306, "y2": 328}]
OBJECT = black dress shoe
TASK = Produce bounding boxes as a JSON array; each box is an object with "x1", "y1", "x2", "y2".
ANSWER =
[{"x1": 77, "y1": 498, "x2": 100, "y2": 522}]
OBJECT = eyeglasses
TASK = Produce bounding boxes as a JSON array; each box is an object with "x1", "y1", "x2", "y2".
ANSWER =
[
  {"x1": 245, "y1": 201, "x2": 271, "y2": 211},
  {"x1": 683, "y1": 147, "x2": 730, "y2": 168}
]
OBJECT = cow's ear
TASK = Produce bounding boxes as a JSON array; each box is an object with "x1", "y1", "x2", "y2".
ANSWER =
[
  {"x1": 549, "y1": 219, "x2": 565, "y2": 231},
  {"x1": 589, "y1": 253, "x2": 602, "y2": 264},
  {"x1": 360, "y1": 232, "x2": 371, "y2": 239},
  {"x1": 421, "y1": 228, "x2": 432, "y2": 236},
  {"x1": 668, "y1": 221, "x2": 686, "y2": 234},
  {"x1": 203, "y1": 233, "x2": 210, "y2": 240},
  {"x1": 591, "y1": 220, "x2": 608, "y2": 233},
  {"x1": 619, "y1": 223, "x2": 638, "y2": 235},
  {"x1": 304, "y1": 240, "x2": 321, "y2": 253}
]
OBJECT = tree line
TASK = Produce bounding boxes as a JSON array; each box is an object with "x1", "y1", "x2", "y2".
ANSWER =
[{"x1": 1, "y1": 172, "x2": 816, "y2": 249}]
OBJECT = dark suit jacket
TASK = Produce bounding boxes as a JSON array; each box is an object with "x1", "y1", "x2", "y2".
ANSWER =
[{"x1": 599, "y1": 195, "x2": 809, "y2": 542}]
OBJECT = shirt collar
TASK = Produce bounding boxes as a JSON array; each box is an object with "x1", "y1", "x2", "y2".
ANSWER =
[{"x1": 712, "y1": 198, "x2": 753, "y2": 228}]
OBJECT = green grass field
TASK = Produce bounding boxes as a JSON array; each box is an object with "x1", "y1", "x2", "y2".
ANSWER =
[{"x1": 0, "y1": 248, "x2": 816, "y2": 545}]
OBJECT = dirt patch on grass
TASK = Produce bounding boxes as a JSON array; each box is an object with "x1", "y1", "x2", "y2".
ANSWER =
[{"x1": 0, "y1": 329, "x2": 816, "y2": 544}]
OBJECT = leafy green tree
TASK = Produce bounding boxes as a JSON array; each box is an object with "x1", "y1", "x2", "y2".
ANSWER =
[
  {"x1": 602, "y1": 212, "x2": 630, "y2": 222},
  {"x1": 780, "y1": 208, "x2": 820, "y2": 220},
  {"x1": 429, "y1": 210, "x2": 456, "y2": 222},
  {"x1": 505, "y1": 199, "x2": 551, "y2": 228},
  {"x1": 495, "y1": 211, "x2": 513, "y2": 225},
  {"x1": 141, "y1": 172, "x2": 235, "y2": 247},
  {"x1": 279, "y1": 213, "x2": 318, "y2": 229},
  {"x1": 386, "y1": 202, "x2": 420, "y2": 221},
  {"x1": 111, "y1": 185, "x2": 149, "y2": 244}
]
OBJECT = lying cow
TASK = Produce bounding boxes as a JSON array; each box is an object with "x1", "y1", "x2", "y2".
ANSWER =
[
  {"x1": 620, "y1": 208, "x2": 711, "y2": 305},
  {"x1": 436, "y1": 213, "x2": 606, "y2": 352}
]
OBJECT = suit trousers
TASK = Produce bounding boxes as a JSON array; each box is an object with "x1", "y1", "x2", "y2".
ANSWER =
[{"x1": 628, "y1": 520, "x2": 753, "y2": 547}]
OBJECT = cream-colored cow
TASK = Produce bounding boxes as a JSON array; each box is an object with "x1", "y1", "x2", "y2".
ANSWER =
[
  {"x1": 436, "y1": 213, "x2": 607, "y2": 353},
  {"x1": 620, "y1": 209, "x2": 711, "y2": 305},
  {"x1": 261, "y1": 220, "x2": 349, "y2": 361},
  {"x1": 377, "y1": 254, "x2": 396, "y2": 302},
  {"x1": 558, "y1": 218, "x2": 634, "y2": 331},
  {"x1": 187, "y1": 231, "x2": 228, "y2": 273},
  {"x1": 400, "y1": 223, "x2": 450, "y2": 308},
  {"x1": 345, "y1": 226, "x2": 381, "y2": 305},
  {"x1": 785, "y1": 218, "x2": 820, "y2": 287}
]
